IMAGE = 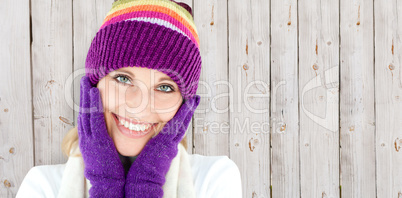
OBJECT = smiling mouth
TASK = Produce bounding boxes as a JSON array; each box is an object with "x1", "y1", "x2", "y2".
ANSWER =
[{"x1": 112, "y1": 113, "x2": 157, "y2": 132}]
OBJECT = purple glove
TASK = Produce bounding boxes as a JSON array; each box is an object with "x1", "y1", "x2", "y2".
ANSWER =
[
  {"x1": 77, "y1": 75, "x2": 125, "y2": 197},
  {"x1": 125, "y1": 94, "x2": 201, "y2": 197}
]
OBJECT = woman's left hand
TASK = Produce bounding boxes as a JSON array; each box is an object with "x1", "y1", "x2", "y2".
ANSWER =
[{"x1": 125, "y1": 94, "x2": 201, "y2": 197}]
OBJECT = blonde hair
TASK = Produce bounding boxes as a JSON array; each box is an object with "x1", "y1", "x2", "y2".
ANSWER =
[{"x1": 62, "y1": 126, "x2": 188, "y2": 157}]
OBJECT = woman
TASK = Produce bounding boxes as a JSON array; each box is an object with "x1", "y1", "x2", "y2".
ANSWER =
[{"x1": 16, "y1": 0, "x2": 242, "y2": 197}]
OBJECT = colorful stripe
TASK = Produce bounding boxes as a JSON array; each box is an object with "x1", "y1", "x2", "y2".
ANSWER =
[
  {"x1": 100, "y1": 0, "x2": 199, "y2": 48},
  {"x1": 108, "y1": 0, "x2": 195, "y2": 29}
]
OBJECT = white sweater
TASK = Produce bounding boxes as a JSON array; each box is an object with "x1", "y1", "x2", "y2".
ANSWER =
[{"x1": 16, "y1": 154, "x2": 242, "y2": 198}]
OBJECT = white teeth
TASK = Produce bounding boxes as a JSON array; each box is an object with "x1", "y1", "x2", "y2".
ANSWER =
[
  {"x1": 128, "y1": 123, "x2": 138, "y2": 131},
  {"x1": 128, "y1": 123, "x2": 151, "y2": 131},
  {"x1": 117, "y1": 115, "x2": 153, "y2": 132}
]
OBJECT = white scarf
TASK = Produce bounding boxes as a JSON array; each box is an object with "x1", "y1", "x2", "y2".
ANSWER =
[{"x1": 57, "y1": 143, "x2": 196, "y2": 198}]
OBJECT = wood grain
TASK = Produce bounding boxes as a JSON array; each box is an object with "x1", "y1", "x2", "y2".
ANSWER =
[
  {"x1": 193, "y1": 0, "x2": 229, "y2": 156},
  {"x1": 375, "y1": 0, "x2": 402, "y2": 197},
  {"x1": 340, "y1": 0, "x2": 376, "y2": 197},
  {"x1": 299, "y1": 0, "x2": 340, "y2": 197},
  {"x1": 270, "y1": 0, "x2": 299, "y2": 197},
  {"x1": 31, "y1": 0, "x2": 74, "y2": 166},
  {"x1": 228, "y1": 0, "x2": 271, "y2": 197},
  {"x1": 0, "y1": 1, "x2": 33, "y2": 197}
]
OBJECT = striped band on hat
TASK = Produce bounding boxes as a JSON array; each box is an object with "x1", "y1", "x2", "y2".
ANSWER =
[{"x1": 100, "y1": 0, "x2": 199, "y2": 48}]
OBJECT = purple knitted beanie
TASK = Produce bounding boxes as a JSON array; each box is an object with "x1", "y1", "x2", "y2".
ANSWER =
[{"x1": 85, "y1": 0, "x2": 202, "y2": 99}]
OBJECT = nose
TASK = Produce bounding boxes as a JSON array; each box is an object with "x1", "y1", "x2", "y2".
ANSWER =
[{"x1": 124, "y1": 85, "x2": 154, "y2": 118}]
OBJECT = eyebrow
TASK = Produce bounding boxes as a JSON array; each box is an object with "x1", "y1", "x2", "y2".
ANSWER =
[
  {"x1": 117, "y1": 70, "x2": 175, "y2": 83},
  {"x1": 118, "y1": 70, "x2": 135, "y2": 77},
  {"x1": 158, "y1": 77, "x2": 175, "y2": 83}
]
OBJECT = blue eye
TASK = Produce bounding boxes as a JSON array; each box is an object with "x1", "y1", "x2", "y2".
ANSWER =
[
  {"x1": 114, "y1": 74, "x2": 132, "y2": 85},
  {"x1": 157, "y1": 85, "x2": 174, "y2": 93}
]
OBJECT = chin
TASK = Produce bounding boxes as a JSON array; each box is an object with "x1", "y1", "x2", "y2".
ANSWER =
[{"x1": 111, "y1": 128, "x2": 154, "y2": 156}]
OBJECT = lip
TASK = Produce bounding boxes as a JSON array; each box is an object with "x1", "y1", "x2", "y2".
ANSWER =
[
  {"x1": 112, "y1": 113, "x2": 157, "y2": 139},
  {"x1": 114, "y1": 113, "x2": 155, "y2": 125}
]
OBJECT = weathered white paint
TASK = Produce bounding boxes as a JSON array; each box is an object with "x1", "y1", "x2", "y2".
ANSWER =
[
  {"x1": 374, "y1": 0, "x2": 402, "y2": 197},
  {"x1": 299, "y1": 0, "x2": 340, "y2": 197},
  {"x1": 270, "y1": 0, "x2": 299, "y2": 197},
  {"x1": 340, "y1": 0, "x2": 376, "y2": 197},
  {"x1": 31, "y1": 0, "x2": 74, "y2": 166},
  {"x1": 0, "y1": 1, "x2": 33, "y2": 197},
  {"x1": 193, "y1": 0, "x2": 229, "y2": 157},
  {"x1": 228, "y1": 0, "x2": 271, "y2": 197}
]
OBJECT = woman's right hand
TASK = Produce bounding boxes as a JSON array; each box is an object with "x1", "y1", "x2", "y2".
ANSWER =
[{"x1": 77, "y1": 75, "x2": 125, "y2": 197}]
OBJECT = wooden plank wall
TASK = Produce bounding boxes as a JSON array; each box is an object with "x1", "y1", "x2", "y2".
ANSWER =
[
  {"x1": 228, "y1": 0, "x2": 270, "y2": 197},
  {"x1": 340, "y1": 0, "x2": 375, "y2": 197},
  {"x1": 0, "y1": 1, "x2": 33, "y2": 198},
  {"x1": 270, "y1": 0, "x2": 298, "y2": 196},
  {"x1": 299, "y1": 0, "x2": 340, "y2": 197},
  {"x1": 1, "y1": 0, "x2": 401, "y2": 198},
  {"x1": 375, "y1": 0, "x2": 402, "y2": 197}
]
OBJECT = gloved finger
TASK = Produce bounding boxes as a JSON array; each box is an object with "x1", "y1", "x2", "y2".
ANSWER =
[
  {"x1": 79, "y1": 76, "x2": 93, "y2": 134},
  {"x1": 89, "y1": 87, "x2": 103, "y2": 114},
  {"x1": 89, "y1": 87, "x2": 109, "y2": 138},
  {"x1": 77, "y1": 115, "x2": 84, "y2": 139},
  {"x1": 80, "y1": 75, "x2": 93, "y2": 114},
  {"x1": 77, "y1": 116, "x2": 90, "y2": 145}
]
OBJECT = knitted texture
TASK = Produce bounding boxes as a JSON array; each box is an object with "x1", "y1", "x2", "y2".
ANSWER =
[
  {"x1": 77, "y1": 76, "x2": 125, "y2": 197},
  {"x1": 85, "y1": 0, "x2": 202, "y2": 100},
  {"x1": 125, "y1": 94, "x2": 201, "y2": 197}
]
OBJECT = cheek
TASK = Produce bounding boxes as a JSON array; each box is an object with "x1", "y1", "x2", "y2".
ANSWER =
[
  {"x1": 99, "y1": 81, "x2": 126, "y2": 113},
  {"x1": 153, "y1": 96, "x2": 182, "y2": 121}
]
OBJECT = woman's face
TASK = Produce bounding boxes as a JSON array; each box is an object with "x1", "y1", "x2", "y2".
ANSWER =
[{"x1": 96, "y1": 66, "x2": 183, "y2": 156}]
